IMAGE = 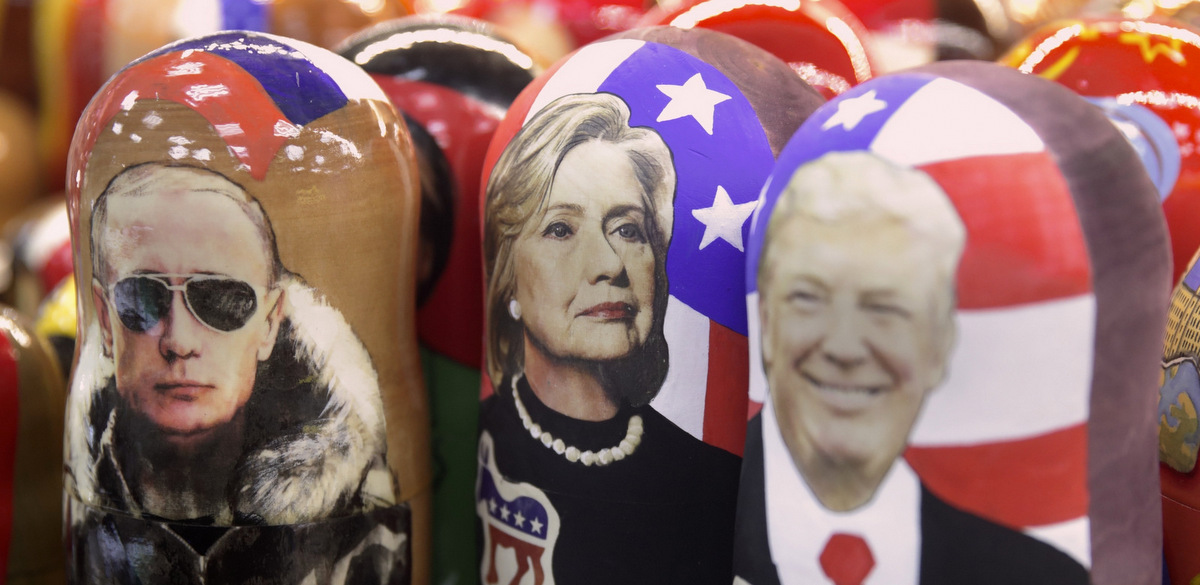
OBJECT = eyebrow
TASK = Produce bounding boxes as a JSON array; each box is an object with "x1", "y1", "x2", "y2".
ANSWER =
[
  {"x1": 603, "y1": 204, "x2": 645, "y2": 225},
  {"x1": 786, "y1": 275, "x2": 829, "y2": 291},
  {"x1": 545, "y1": 203, "x2": 584, "y2": 215}
]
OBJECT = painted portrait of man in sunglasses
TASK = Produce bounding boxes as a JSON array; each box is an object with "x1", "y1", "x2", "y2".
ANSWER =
[{"x1": 78, "y1": 162, "x2": 403, "y2": 564}]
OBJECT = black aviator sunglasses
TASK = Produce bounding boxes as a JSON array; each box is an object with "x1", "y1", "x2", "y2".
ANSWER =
[{"x1": 108, "y1": 273, "x2": 269, "y2": 333}]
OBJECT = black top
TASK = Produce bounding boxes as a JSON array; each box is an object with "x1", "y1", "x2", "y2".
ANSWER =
[
  {"x1": 479, "y1": 376, "x2": 742, "y2": 584},
  {"x1": 732, "y1": 415, "x2": 1090, "y2": 585}
]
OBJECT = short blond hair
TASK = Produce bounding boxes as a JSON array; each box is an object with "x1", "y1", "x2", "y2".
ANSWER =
[{"x1": 759, "y1": 151, "x2": 966, "y2": 288}]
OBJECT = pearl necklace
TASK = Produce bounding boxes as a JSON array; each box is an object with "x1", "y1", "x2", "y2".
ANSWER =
[{"x1": 512, "y1": 374, "x2": 643, "y2": 466}]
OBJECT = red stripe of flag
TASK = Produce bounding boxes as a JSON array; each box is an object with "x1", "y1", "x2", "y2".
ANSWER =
[
  {"x1": 0, "y1": 332, "x2": 20, "y2": 577},
  {"x1": 704, "y1": 321, "x2": 748, "y2": 456},
  {"x1": 905, "y1": 423, "x2": 1089, "y2": 529},
  {"x1": 919, "y1": 153, "x2": 1092, "y2": 309}
]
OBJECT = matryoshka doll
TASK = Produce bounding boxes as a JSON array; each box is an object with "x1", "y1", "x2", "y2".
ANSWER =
[
  {"x1": 0, "y1": 306, "x2": 66, "y2": 585},
  {"x1": 1000, "y1": 17, "x2": 1200, "y2": 283},
  {"x1": 476, "y1": 27, "x2": 822, "y2": 584},
  {"x1": 35, "y1": 273, "x2": 76, "y2": 381},
  {"x1": 733, "y1": 61, "x2": 1168, "y2": 585},
  {"x1": 34, "y1": 0, "x2": 409, "y2": 193},
  {"x1": 338, "y1": 15, "x2": 538, "y2": 585},
  {"x1": 64, "y1": 31, "x2": 430, "y2": 584},
  {"x1": 1000, "y1": 25, "x2": 1200, "y2": 581},
  {"x1": 639, "y1": 0, "x2": 876, "y2": 98},
  {"x1": 4, "y1": 199, "x2": 70, "y2": 316}
]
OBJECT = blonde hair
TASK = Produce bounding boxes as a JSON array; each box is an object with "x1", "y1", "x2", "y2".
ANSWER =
[
  {"x1": 483, "y1": 92, "x2": 676, "y2": 388},
  {"x1": 758, "y1": 151, "x2": 966, "y2": 326}
]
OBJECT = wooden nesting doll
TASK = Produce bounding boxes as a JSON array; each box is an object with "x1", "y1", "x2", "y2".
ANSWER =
[
  {"x1": 475, "y1": 27, "x2": 822, "y2": 584},
  {"x1": 64, "y1": 31, "x2": 430, "y2": 584},
  {"x1": 733, "y1": 61, "x2": 1169, "y2": 585},
  {"x1": 0, "y1": 306, "x2": 66, "y2": 585},
  {"x1": 338, "y1": 15, "x2": 537, "y2": 585},
  {"x1": 4, "y1": 199, "x2": 71, "y2": 316},
  {"x1": 1001, "y1": 17, "x2": 1200, "y2": 283},
  {"x1": 638, "y1": 0, "x2": 876, "y2": 99},
  {"x1": 35, "y1": 273, "x2": 76, "y2": 381},
  {"x1": 34, "y1": 0, "x2": 410, "y2": 194}
]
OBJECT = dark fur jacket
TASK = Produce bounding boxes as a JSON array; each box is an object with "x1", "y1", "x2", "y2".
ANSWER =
[{"x1": 64, "y1": 276, "x2": 409, "y2": 584}]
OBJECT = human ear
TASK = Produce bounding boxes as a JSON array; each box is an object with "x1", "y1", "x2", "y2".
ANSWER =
[
  {"x1": 92, "y1": 279, "x2": 113, "y2": 357},
  {"x1": 256, "y1": 288, "x2": 285, "y2": 361}
]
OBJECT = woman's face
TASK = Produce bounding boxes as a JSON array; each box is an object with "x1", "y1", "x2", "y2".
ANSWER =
[{"x1": 513, "y1": 140, "x2": 658, "y2": 363}]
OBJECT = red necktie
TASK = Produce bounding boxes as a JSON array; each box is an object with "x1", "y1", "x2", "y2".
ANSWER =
[{"x1": 819, "y1": 533, "x2": 875, "y2": 585}]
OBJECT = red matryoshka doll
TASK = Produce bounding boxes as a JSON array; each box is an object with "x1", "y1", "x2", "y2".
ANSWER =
[
  {"x1": 64, "y1": 31, "x2": 430, "y2": 584},
  {"x1": 734, "y1": 61, "x2": 1168, "y2": 585},
  {"x1": 0, "y1": 306, "x2": 66, "y2": 585},
  {"x1": 337, "y1": 15, "x2": 538, "y2": 585},
  {"x1": 1001, "y1": 17, "x2": 1200, "y2": 283},
  {"x1": 34, "y1": 0, "x2": 410, "y2": 194},
  {"x1": 476, "y1": 27, "x2": 822, "y2": 584},
  {"x1": 639, "y1": 0, "x2": 876, "y2": 99}
]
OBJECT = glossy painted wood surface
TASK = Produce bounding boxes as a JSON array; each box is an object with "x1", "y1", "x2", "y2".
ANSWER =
[
  {"x1": 65, "y1": 31, "x2": 428, "y2": 584},
  {"x1": 340, "y1": 16, "x2": 537, "y2": 585},
  {"x1": 734, "y1": 60, "x2": 1167, "y2": 585}
]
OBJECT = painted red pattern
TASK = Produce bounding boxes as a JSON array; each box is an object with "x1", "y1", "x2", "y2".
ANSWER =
[
  {"x1": 75, "y1": 51, "x2": 294, "y2": 182},
  {"x1": 0, "y1": 332, "x2": 20, "y2": 578}
]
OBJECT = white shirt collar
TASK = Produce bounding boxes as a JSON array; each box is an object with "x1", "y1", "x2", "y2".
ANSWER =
[{"x1": 763, "y1": 399, "x2": 921, "y2": 585}]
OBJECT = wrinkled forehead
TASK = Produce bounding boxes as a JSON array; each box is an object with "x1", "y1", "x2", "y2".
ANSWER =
[{"x1": 99, "y1": 189, "x2": 272, "y2": 283}]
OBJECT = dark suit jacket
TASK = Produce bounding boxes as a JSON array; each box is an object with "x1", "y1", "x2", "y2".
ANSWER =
[{"x1": 733, "y1": 415, "x2": 1090, "y2": 585}]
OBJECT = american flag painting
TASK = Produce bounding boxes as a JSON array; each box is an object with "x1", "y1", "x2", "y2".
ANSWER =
[
  {"x1": 744, "y1": 74, "x2": 1095, "y2": 568},
  {"x1": 480, "y1": 38, "x2": 778, "y2": 456}
]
